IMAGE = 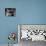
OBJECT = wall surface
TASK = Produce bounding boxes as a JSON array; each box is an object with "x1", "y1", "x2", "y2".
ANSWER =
[{"x1": 0, "y1": 0, "x2": 46, "y2": 44}]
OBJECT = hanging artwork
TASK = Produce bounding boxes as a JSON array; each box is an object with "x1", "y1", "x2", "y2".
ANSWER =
[
  {"x1": 5, "y1": 8, "x2": 16, "y2": 16},
  {"x1": 18, "y1": 24, "x2": 46, "y2": 41}
]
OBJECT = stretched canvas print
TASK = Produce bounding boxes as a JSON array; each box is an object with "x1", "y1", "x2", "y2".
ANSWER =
[{"x1": 18, "y1": 24, "x2": 46, "y2": 46}]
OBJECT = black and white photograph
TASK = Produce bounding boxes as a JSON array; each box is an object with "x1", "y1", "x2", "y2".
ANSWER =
[
  {"x1": 18, "y1": 24, "x2": 46, "y2": 46},
  {"x1": 5, "y1": 8, "x2": 16, "y2": 16}
]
